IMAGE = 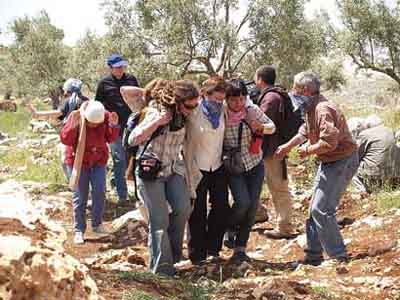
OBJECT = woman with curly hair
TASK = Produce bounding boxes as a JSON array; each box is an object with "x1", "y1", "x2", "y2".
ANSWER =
[{"x1": 128, "y1": 80, "x2": 199, "y2": 276}]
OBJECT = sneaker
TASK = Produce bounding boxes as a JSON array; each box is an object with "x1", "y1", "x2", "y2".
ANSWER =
[
  {"x1": 264, "y1": 229, "x2": 295, "y2": 239},
  {"x1": 73, "y1": 232, "x2": 84, "y2": 244},
  {"x1": 92, "y1": 224, "x2": 109, "y2": 234},
  {"x1": 230, "y1": 251, "x2": 251, "y2": 263}
]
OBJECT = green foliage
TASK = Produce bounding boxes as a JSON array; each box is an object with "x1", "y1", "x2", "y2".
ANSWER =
[
  {"x1": 100, "y1": 0, "x2": 328, "y2": 82},
  {"x1": 0, "y1": 111, "x2": 30, "y2": 136},
  {"x1": 118, "y1": 271, "x2": 216, "y2": 300},
  {"x1": 247, "y1": 0, "x2": 329, "y2": 86},
  {"x1": 0, "y1": 147, "x2": 65, "y2": 184},
  {"x1": 312, "y1": 53, "x2": 347, "y2": 91},
  {"x1": 4, "y1": 11, "x2": 68, "y2": 98},
  {"x1": 336, "y1": 0, "x2": 400, "y2": 86},
  {"x1": 123, "y1": 290, "x2": 154, "y2": 300},
  {"x1": 376, "y1": 190, "x2": 400, "y2": 212}
]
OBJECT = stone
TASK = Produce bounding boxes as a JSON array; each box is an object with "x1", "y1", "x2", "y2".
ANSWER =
[
  {"x1": 295, "y1": 234, "x2": 307, "y2": 249},
  {"x1": 0, "y1": 181, "x2": 103, "y2": 300},
  {"x1": 29, "y1": 120, "x2": 53, "y2": 133}
]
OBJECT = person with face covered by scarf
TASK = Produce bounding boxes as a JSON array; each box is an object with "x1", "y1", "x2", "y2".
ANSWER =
[
  {"x1": 275, "y1": 71, "x2": 358, "y2": 266},
  {"x1": 184, "y1": 76, "x2": 231, "y2": 265}
]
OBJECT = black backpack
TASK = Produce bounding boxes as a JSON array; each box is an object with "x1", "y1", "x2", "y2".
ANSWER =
[
  {"x1": 256, "y1": 86, "x2": 304, "y2": 145},
  {"x1": 123, "y1": 110, "x2": 144, "y2": 158}
]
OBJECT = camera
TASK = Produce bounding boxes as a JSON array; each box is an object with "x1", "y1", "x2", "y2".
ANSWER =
[{"x1": 243, "y1": 80, "x2": 260, "y2": 103}]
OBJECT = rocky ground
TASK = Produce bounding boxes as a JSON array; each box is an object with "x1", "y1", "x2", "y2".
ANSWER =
[{"x1": 1, "y1": 116, "x2": 400, "y2": 300}]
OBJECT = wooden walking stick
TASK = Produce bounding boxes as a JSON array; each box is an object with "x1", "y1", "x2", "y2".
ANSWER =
[{"x1": 69, "y1": 112, "x2": 87, "y2": 190}]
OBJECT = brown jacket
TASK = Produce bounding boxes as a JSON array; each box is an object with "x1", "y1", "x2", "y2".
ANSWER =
[{"x1": 298, "y1": 95, "x2": 357, "y2": 162}]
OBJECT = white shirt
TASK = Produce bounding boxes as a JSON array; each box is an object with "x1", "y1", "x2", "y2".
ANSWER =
[{"x1": 187, "y1": 106, "x2": 225, "y2": 172}]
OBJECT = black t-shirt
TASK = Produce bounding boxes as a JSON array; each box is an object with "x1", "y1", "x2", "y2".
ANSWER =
[{"x1": 95, "y1": 73, "x2": 139, "y2": 131}]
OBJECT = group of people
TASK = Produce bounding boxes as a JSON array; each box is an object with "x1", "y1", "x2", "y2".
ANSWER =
[{"x1": 30, "y1": 53, "x2": 361, "y2": 276}]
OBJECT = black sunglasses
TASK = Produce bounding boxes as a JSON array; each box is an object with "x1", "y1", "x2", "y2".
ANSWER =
[{"x1": 182, "y1": 102, "x2": 199, "y2": 110}]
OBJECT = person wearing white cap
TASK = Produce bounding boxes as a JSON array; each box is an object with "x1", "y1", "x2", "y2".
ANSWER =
[
  {"x1": 60, "y1": 100, "x2": 120, "y2": 244},
  {"x1": 95, "y1": 54, "x2": 140, "y2": 206}
]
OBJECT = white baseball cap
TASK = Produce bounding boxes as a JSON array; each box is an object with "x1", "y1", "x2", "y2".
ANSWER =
[{"x1": 83, "y1": 101, "x2": 105, "y2": 124}]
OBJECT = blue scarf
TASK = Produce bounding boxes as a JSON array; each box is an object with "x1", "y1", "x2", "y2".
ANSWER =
[
  {"x1": 288, "y1": 93, "x2": 317, "y2": 113},
  {"x1": 201, "y1": 98, "x2": 223, "y2": 129}
]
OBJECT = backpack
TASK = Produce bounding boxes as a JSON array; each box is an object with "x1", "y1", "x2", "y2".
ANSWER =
[
  {"x1": 256, "y1": 86, "x2": 304, "y2": 145},
  {"x1": 123, "y1": 110, "x2": 146, "y2": 157}
]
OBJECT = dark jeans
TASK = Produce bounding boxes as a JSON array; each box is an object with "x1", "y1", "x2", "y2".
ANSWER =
[
  {"x1": 188, "y1": 166, "x2": 230, "y2": 262},
  {"x1": 228, "y1": 162, "x2": 264, "y2": 248}
]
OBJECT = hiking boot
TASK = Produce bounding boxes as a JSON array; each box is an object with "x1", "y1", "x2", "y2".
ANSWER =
[
  {"x1": 264, "y1": 229, "x2": 295, "y2": 239},
  {"x1": 73, "y1": 232, "x2": 84, "y2": 244},
  {"x1": 230, "y1": 251, "x2": 251, "y2": 263}
]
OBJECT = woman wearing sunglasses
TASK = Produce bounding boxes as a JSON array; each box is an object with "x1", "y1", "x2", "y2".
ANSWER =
[{"x1": 128, "y1": 80, "x2": 199, "y2": 276}]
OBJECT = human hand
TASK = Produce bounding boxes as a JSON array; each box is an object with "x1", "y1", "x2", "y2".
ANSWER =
[
  {"x1": 274, "y1": 144, "x2": 291, "y2": 160},
  {"x1": 250, "y1": 120, "x2": 264, "y2": 134},
  {"x1": 156, "y1": 111, "x2": 173, "y2": 126},
  {"x1": 109, "y1": 112, "x2": 119, "y2": 126}
]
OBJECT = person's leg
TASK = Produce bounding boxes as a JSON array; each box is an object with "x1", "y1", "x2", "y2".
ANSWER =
[
  {"x1": 207, "y1": 166, "x2": 230, "y2": 256},
  {"x1": 309, "y1": 152, "x2": 359, "y2": 259},
  {"x1": 264, "y1": 157, "x2": 293, "y2": 235},
  {"x1": 188, "y1": 174, "x2": 209, "y2": 263},
  {"x1": 90, "y1": 165, "x2": 107, "y2": 229},
  {"x1": 228, "y1": 174, "x2": 251, "y2": 250},
  {"x1": 72, "y1": 168, "x2": 90, "y2": 234},
  {"x1": 136, "y1": 176, "x2": 175, "y2": 276},
  {"x1": 165, "y1": 174, "x2": 191, "y2": 263},
  {"x1": 237, "y1": 163, "x2": 265, "y2": 249},
  {"x1": 109, "y1": 136, "x2": 128, "y2": 203}
]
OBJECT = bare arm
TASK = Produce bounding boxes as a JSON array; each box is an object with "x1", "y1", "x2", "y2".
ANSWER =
[
  {"x1": 274, "y1": 133, "x2": 307, "y2": 160},
  {"x1": 28, "y1": 104, "x2": 62, "y2": 120},
  {"x1": 120, "y1": 86, "x2": 145, "y2": 112}
]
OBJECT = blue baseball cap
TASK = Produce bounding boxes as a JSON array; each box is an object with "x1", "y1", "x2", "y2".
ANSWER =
[{"x1": 107, "y1": 54, "x2": 128, "y2": 68}]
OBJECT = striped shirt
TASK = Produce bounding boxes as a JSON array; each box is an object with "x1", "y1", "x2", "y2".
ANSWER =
[{"x1": 130, "y1": 106, "x2": 186, "y2": 178}]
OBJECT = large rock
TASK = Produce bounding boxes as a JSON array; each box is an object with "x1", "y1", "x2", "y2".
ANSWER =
[{"x1": 0, "y1": 180, "x2": 102, "y2": 300}]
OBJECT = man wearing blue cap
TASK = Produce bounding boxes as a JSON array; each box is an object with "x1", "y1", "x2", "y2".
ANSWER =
[{"x1": 95, "y1": 54, "x2": 139, "y2": 205}]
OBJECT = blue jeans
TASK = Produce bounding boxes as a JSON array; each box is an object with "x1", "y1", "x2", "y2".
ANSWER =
[
  {"x1": 306, "y1": 151, "x2": 359, "y2": 259},
  {"x1": 72, "y1": 165, "x2": 106, "y2": 233},
  {"x1": 109, "y1": 136, "x2": 128, "y2": 201},
  {"x1": 229, "y1": 162, "x2": 265, "y2": 248},
  {"x1": 136, "y1": 173, "x2": 191, "y2": 276}
]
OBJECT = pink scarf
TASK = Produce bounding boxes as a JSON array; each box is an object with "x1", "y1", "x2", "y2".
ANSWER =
[{"x1": 227, "y1": 109, "x2": 246, "y2": 126}]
